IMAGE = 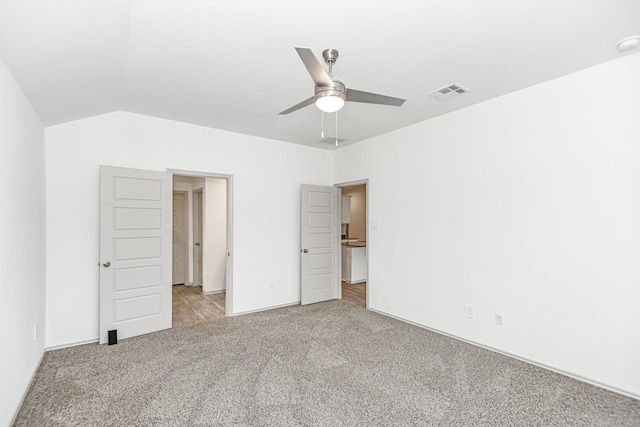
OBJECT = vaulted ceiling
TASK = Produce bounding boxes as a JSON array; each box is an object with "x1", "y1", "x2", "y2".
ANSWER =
[{"x1": 1, "y1": 0, "x2": 638, "y2": 149}]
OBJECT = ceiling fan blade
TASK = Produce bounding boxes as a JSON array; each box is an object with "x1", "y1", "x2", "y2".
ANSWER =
[
  {"x1": 295, "y1": 47, "x2": 333, "y2": 87},
  {"x1": 279, "y1": 96, "x2": 315, "y2": 115},
  {"x1": 346, "y1": 89, "x2": 405, "y2": 106}
]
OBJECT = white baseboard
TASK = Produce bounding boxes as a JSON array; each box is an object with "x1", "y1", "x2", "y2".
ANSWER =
[
  {"x1": 202, "y1": 289, "x2": 225, "y2": 295},
  {"x1": 46, "y1": 338, "x2": 99, "y2": 352},
  {"x1": 368, "y1": 307, "x2": 640, "y2": 401},
  {"x1": 11, "y1": 350, "x2": 45, "y2": 426},
  {"x1": 231, "y1": 301, "x2": 300, "y2": 317}
]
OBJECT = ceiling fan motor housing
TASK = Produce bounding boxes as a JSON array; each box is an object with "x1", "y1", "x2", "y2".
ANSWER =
[
  {"x1": 315, "y1": 79, "x2": 346, "y2": 102},
  {"x1": 322, "y1": 48, "x2": 339, "y2": 64}
]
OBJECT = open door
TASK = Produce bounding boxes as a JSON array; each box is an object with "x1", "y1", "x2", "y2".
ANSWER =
[
  {"x1": 193, "y1": 189, "x2": 203, "y2": 286},
  {"x1": 300, "y1": 184, "x2": 338, "y2": 305},
  {"x1": 99, "y1": 166, "x2": 172, "y2": 344}
]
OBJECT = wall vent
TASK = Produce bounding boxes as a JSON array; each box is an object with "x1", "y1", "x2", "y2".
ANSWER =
[{"x1": 428, "y1": 83, "x2": 470, "y2": 102}]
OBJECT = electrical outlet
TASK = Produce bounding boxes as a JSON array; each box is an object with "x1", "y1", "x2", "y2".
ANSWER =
[
  {"x1": 495, "y1": 313, "x2": 504, "y2": 326},
  {"x1": 33, "y1": 323, "x2": 38, "y2": 341},
  {"x1": 465, "y1": 305, "x2": 474, "y2": 319}
]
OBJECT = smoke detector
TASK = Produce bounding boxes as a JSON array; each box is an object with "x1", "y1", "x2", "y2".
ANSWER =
[
  {"x1": 428, "y1": 83, "x2": 470, "y2": 102},
  {"x1": 617, "y1": 35, "x2": 640, "y2": 52}
]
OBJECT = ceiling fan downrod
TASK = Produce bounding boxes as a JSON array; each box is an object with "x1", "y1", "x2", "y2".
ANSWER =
[{"x1": 322, "y1": 49, "x2": 339, "y2": 77}]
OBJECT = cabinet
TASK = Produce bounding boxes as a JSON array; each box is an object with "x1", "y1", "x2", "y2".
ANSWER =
[
  {"x1": 341, "y1": 245, "x2": 348, "y2": 279},
  {"x1": 342, "y1": 244, "x2": 367, "y2": 284},
  {"x1": 341, "y1": 196, "x2": 351, "y2": 224}
]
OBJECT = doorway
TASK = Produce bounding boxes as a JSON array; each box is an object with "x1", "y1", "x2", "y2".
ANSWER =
[
  {"x1": 338, "y1": 181, "x2": 368, "y2": 309},
  {"x1": 171, "y1": 171, "x2": 233, "y2": 326}
]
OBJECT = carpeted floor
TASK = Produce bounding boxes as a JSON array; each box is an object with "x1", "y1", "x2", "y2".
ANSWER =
[{"x1": 15, "y1": 301, "x2": 640, "y2": 426}]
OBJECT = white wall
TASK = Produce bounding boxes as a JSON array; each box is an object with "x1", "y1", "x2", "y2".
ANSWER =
[
  {"x1": 45, "y1": 112, "x2": 333, "y2": 348},
  {"x1": 334, "y1": 52, "x2": 640, "y2": 397},
  {"x1": 0, "y1": 56, "x2": 46, "y2": 426},
  {"x1": 203, "y1": 177, "x2": 227, "y2": 293}
]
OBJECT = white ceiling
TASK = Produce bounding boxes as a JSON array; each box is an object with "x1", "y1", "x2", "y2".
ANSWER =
[{"x1": 1, "y1": 0, "x2": 638, "y2": 150}]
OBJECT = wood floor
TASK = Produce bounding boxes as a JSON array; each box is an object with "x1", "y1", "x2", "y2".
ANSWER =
[
  {"x1": 173, "y1": 282, "x2": 365, "y2": 327},
  {"x1": 342, "y1": 281, "x2": 366, "y2": 307},
  {"x1": 172, "y1": 284, "x2": 225, "y2": 327}
]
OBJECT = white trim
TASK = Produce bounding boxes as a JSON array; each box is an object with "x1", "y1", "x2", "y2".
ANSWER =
[
  {"x1": 202, "y1": 289, "x2": 225, "y2": 295},
  {"x1": 46, "y1": 338, "x2": 99, "y2": 352},
  {"x1": 231, "y1": 301, "x2": 300, "y2": 317},
  {"x1": 167, "y1": 168, "x2": 234, "y2": 316},
  {"x1": 369, "y1": 307, "x2": 640, "y2": 401},
  {"x1": 11, "y1": 351, "x2": 45, "y2": 427},
  {"x1": 166, "y1": 169, "x2": 233, "y2": 180}
]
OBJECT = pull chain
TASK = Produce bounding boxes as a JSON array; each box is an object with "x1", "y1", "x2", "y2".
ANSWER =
[
  {"x1": 321, "y1": 112, "x2": 324, "y2": 138},
  {"x1": 335, "y1": 111, "x2": 338, "y2": 146}
]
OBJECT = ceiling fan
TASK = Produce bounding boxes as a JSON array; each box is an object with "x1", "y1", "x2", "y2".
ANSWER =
[{"x1": 279, "y1": 47, "x2": 405, "y2": 115}]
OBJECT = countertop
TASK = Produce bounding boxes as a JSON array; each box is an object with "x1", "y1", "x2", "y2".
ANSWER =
[{"x1": 342, "y1": 241, "x2": 367, "y2": 248}]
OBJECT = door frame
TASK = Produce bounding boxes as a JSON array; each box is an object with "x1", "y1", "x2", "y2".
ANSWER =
[
  {"x1": 167, "y1": 169, "x2": 235, "y2": 316},
  {"x1": 335, "y1": 179, "x2": 369, "y2": 310}
]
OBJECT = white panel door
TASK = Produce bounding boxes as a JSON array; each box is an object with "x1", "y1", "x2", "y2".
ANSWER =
[
  {"x1": 301, "y1": 184, "x2": 338, "y2": 305},
  {"x1": 193, "y1": 190, "x2": 203, "y2": 286},
  {"x1": 99, "y1": 166, "x2": 172, "y2": 344}
]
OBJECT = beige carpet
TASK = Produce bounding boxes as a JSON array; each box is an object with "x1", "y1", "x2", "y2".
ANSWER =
[{"x1": 15, "y1": 300, "x2": 640, "y2": 426}]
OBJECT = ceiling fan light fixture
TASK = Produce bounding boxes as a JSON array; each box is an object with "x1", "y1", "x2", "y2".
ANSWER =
[
  {"x1": 315, "y1": 94, "x2": 345, "y2": 113},
  {"x1": 315, "y1": 82, "x2": 346, "y2": 113}
]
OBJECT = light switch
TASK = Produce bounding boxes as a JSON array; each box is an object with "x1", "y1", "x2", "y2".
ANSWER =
[{"x1": 371, "y1": 221, "x2": 380, "y2": 230}]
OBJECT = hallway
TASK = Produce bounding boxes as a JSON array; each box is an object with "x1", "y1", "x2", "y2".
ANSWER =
[{"x1": 172, "y1": 285, "x2": 225, "y2": 327}]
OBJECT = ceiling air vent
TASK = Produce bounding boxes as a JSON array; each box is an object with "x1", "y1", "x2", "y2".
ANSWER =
[
  {"x1": 428, "y1": 83, "x2": 470, "y2": 102},
  {"x1": 318, "y1": 137, "x2": 347, "y2": 145}
]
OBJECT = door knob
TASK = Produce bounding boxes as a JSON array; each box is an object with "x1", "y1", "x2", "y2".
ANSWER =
[
  {"x1": 302, "y1": 249, "x2": 309, "y2": 253},
  {"x1": 195, "y1": 243, "x2": 200, "y2": 246},
  {"x1": 103, "y1": 261, "x2": 111, "y2": 267}
]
